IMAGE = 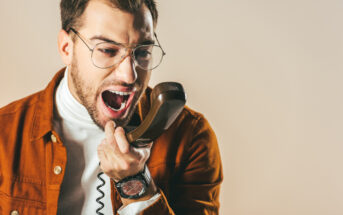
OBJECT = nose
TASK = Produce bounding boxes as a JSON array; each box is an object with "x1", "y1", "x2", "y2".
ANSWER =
[{"x1": 113, "y1": 55, "x2": 137, "y2": 84}]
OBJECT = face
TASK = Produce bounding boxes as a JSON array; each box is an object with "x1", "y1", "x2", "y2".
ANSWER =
[{"x1": 67, "y1": 0, "x2": 154, "y2": 129}]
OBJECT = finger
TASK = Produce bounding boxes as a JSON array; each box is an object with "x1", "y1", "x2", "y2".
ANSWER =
[
  {"x1": 131, "y1": 141, "x2": 153, "y2": 153},
  {"x1": 98, "y1": 140, "x2": 120, "y2": 171},
  {"x1": 114, "y1": 127, "x2": 131, "y2": 154},
  {"x1": 97, "y1": 141, "x2": 109, "y2": 168},
  {"x1": 132, "y1": 140, "x2": 153, "y2": 148},
  {"x1": 105, "y1": 120, "x2": 116, "y2": 144},
  {"x1": 138, "y1": 147, "x2": 151, "y2": 162},
  {"x1": 130, "y1": 141, "x2": 152, "y2": 163},
  {"x1": 144, "y1": 141, "x2": 153, "y2": 149}
]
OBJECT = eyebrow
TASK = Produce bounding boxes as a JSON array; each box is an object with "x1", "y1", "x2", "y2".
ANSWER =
[{"x1": 89, "y1": 35, "x2": 155, "y2": 46}]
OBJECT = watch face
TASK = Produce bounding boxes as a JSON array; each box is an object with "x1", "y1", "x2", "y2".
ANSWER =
[{"x1": 122, "y1": 179, "x2": 145, "y2": 196}]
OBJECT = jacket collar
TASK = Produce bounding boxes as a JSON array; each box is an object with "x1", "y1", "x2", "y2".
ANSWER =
[
  {"x1": 30, "y1": 68, "x2": 66, "y2": 141},
  {"x1": 30, "y1": 68, "x2": 151, "y2": 141}
]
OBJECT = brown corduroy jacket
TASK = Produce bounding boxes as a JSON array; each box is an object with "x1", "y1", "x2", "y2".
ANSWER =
[{"x1": 0, "y1": 69, "x2": 223, "y2": 215}]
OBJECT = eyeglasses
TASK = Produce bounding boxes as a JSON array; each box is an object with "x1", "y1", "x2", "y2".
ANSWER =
[{"x1": 69, "y1": 28, "x2": 166, "y2": 70}]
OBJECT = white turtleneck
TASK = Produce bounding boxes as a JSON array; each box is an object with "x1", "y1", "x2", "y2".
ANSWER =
[
  {"x1": 53, "y1": 68, "x2": 160, "y2": 215},
  {"x1": 54, "y1": 68, "x2": 113, "y2": 215}
]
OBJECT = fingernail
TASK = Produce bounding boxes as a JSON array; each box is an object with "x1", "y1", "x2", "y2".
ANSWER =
[
  {"x1": 106, "y1": 120, "x2": 116, "y2": 128},
  {"x1": 116, "y1": 126, "x2": 124, "y2": 133}
]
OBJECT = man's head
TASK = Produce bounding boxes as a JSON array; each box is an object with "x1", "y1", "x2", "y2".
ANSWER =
[
  {"x1": 60, "y1": 0, "x2": 158, "y2": 33},
  {"x1": 57, "y1": 0, "x2": 162, "y2": 130}
]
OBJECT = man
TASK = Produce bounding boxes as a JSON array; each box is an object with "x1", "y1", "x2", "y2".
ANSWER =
[{"x1": 0, "y1": 0, "x2": 223, "y2": 214}]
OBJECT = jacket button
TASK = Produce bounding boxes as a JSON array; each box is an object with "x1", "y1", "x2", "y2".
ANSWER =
[
  {"x1": 54, "y1": 166, "x2": 62, "y2": 175},
  {"x1": 11, "y1": 210, "x2": 19, "y2": 215},
  {"x1": 51, "y1": 134, "x2": 57, "y2": 143}
]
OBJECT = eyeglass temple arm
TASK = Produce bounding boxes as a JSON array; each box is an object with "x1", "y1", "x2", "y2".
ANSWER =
[
  {"x1": 69, "y1": 28, "x2": 93, "y2": 52},
  {"x1": 154, "y1": 32, "x2": 166, "y2": 56}
]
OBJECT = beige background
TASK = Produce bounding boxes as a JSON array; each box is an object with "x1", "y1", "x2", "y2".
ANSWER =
[{"x1": 1, "y1": 0, "x2": 343, "y2": 214}]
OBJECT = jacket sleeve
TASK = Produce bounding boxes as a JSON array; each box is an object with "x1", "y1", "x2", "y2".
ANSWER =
[{"x1": 141, "y1": 115, "x2": 223, "y2": 215}]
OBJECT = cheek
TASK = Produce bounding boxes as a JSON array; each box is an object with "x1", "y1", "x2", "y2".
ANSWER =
[{"x1": 74, "y1": 51, "x2": 104, "y2": 93}]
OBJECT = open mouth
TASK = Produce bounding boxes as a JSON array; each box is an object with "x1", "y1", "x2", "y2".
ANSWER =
[{"x1": 102, "y1": 90, "x2": 133, "y2": 112}]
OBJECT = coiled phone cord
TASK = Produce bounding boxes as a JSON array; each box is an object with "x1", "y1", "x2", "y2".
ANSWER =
[{"x1": 96, "y1": 171, "x2": 105, "y2": 215}]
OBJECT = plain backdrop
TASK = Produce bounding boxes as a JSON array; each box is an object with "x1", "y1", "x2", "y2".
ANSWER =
[{"x1": 1, "y1": 0, "x2": 343, "y2": 214}]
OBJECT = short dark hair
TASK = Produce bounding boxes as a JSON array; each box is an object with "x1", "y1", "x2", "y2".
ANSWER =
[{"x1": 60, "y1": 0, "x2": 158, "y2": 31}]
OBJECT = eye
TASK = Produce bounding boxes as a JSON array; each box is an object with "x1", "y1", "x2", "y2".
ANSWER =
[
  {"x1": 135, "y1": 48, "x2": 152, "y2": 60},
  {"x1": 95, "y1": 42, "x2": 121, "y2": 58},
  {"x1": 97, "y1": 48, "x2": 119, "y2": 57}
]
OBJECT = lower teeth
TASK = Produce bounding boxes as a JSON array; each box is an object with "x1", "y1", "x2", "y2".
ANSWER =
[{"x1": 109, "y1": 101, "x2": 126, "y2": 111}]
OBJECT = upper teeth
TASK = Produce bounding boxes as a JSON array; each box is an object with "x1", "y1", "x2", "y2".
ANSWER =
[{"x1": 109, "y1": 90, "x2": 131, "y2": 96}]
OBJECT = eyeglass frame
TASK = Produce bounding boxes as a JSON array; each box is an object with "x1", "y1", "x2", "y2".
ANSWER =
[{"x1": 68, "y1": 27, "x2": 166, "y2": 70}]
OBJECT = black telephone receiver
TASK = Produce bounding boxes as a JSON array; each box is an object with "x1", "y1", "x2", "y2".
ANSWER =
[{"x1": 125, "y1": 82, "x2": 186, "y2": 147}]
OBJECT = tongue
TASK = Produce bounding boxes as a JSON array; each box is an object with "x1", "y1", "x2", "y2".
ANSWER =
[{"x1": 102, "y1": 91, "x2": 129, "y2": 110}]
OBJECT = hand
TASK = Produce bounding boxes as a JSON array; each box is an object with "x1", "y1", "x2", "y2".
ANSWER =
[{"x1": 97, "y1": 120, "x2": 152, "y2": 181}]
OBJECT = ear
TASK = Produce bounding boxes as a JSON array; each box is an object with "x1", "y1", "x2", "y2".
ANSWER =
[{"x1": 58, "y1": 29, "x2": 73, "y2": 66}]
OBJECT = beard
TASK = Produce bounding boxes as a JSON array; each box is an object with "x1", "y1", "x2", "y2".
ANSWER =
[{"x1": 69, "y1": 57, "x2": 142, "y2": 130}]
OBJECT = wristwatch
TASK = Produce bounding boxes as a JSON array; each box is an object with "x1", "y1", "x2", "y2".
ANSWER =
[{"x1": 114, "y1": 166, "x2": 151, "y2": 199}]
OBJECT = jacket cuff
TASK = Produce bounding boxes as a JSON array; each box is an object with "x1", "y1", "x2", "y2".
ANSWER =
[
  {"x1": 117, "y1": 193, "x2": 161, "y2": 215},
  {"x1": 141, "y1": 188, "x2": 175, "y2": 215}
]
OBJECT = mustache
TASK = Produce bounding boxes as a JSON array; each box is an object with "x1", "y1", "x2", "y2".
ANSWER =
[
  {"x1": 102, "y1": 80, "x2": 139, "y2": 89},
  {"x1": 96, "y1": 80, "x2": 141, "y2": 96}
]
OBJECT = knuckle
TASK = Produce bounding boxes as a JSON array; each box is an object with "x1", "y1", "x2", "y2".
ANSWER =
[{"x1": 121, "y1": 162, "x2": 131, "y2": 171}]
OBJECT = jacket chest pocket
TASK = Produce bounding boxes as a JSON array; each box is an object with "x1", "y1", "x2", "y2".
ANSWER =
[{"x1": 0, "y1": 176, "x2": 46, "y2": 215}]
